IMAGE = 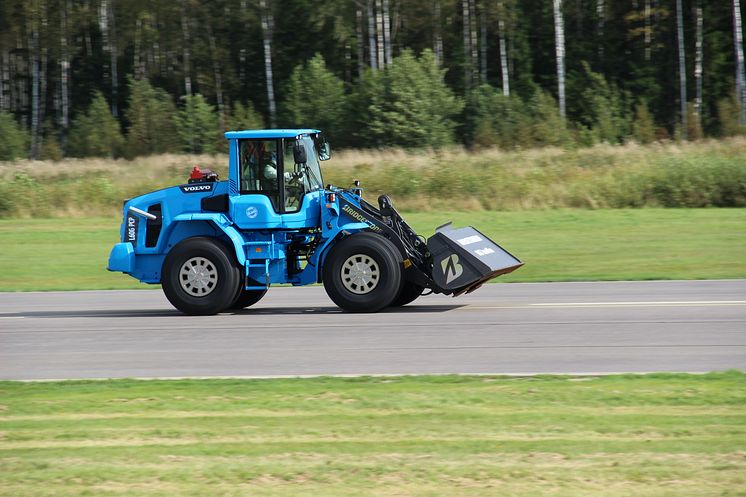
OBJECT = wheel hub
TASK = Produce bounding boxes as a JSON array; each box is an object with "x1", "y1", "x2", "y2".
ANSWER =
[
  {"x1": 341, "y1": 254, "x2": 380, "y2": 294},
  {"x1": 179, "y1": 257, "x2": 218, "y2": 296}
]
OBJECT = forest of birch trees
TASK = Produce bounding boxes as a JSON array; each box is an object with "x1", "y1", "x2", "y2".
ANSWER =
[{"x1": 0, "y1": 0, "x2": 745, "y2": 159}]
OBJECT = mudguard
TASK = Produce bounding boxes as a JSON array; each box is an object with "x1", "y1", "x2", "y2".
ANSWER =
[
  {"x1": 427, "y1": 224, "x2": 523, "y2": 296},
  {"x1": 171, "y1": 213, "x2": 247, "y2": 265}
]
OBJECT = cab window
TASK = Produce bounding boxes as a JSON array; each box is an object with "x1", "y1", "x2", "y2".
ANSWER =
[{"x1": 239, "y1": 139, "x2": 280, "y2": 211}]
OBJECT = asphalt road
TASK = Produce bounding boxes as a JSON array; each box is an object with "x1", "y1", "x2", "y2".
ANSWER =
[{"x1": 0, "y1": 280, "x2": 744, "y2": 380}]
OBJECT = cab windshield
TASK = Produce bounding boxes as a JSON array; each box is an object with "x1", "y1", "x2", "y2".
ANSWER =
[{"x1": 300, "y1": 136, "x2": 324, "y2": 191}]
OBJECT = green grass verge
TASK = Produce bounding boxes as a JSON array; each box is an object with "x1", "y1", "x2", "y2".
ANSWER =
[
  {"x1": 0, "y1": 208, "x2": 744, "y2": 291},
  {"x1": 1, "y1": 373, "x2": 745, "y2": 497},
  {"x1": 2, "y1": 139, "x2": 746, "y2": 217}
]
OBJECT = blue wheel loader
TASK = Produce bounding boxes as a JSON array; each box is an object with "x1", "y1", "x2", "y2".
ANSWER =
[{"x1": 107, "y1": 129, "x2": 523, "y2": 314}]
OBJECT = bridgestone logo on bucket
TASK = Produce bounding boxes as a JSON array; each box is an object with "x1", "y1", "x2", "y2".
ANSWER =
[{"x1": 441, "y1": 254, "x2": 463, "y2": 284}]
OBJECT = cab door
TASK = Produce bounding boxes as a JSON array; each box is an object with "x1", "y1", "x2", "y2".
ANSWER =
[{"x1": 230, "y1": 137, "x2": 321, "y2": 230}]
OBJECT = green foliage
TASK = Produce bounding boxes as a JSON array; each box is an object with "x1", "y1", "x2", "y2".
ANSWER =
[
  {"x1": 651, "y1": 157, "x2": 746, "y2": 207},
  {"x1": 464, "y1": 85, "x2": 532, "y2": 149},
  {"x1": 364, "y1": 50, "x2": 463, "y2": 148},
  {"x1": 175, "y1": 94, "x2": 219, "y2": 154},
  {"x1": 1, "y1": 0, "x2": 744, "y2": 156},
  {"x1": 67, "y1": 92, "x2": 124, "y2": 158},
  {"x1": 39, "y1": 119, "x2": 63, "y2": 161},
  {"x1": 570, "y1": 62, "x2": 630, "y2": 144},
  {"x1": 0, "y1": 112, "x2": 28, "y2": 160},
  {"x1": 124, "y1": 78, "x2": 179, "y2": 157},
  {"x1": 3, "y1": 141, "x2": 746, "y2": 222},
  {"x1": 39, "y1": 137, "x2": 63, "y2": 161},
  {"x1": 717, "y1": 91, "x2": 746, "y2": 137},
  {"x1": 323, "y1": 140, "x2": 746, "y2": 211},
  {"x1": 226, "y1": 101, "x2": 264, "y2": 131},
  {"x1": 528, "y1": 90, "x2": 573, "y2": 147},
  {"x1": 283, "y1": 54, "x2": 347, "y2": 143},
  {"x1": 632, "y1": 101, "x2": 656, "y2": 144}
]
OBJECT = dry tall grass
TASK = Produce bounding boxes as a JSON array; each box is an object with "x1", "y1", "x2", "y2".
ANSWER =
[{"x1": 1, "y1": 138, "x2": 745, "y2": 217}]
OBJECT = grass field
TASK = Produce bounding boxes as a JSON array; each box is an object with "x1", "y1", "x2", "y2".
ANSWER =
[
  {"x1": 1, "y1": 138, "x2": 746, "y2": 218},
  {"x1": 0, "y1": 208, "x2": 744, "y2": 291},
  {"x1": 1, "y1": 373, "x2": 744, "y2": 497}
]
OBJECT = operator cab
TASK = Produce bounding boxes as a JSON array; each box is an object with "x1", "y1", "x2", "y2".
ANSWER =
[{"x1": 227, "y1": 129, "x2": 329, "y2": 230}]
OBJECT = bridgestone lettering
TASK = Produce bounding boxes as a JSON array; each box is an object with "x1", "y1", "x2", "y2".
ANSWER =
[{"x1": 342, "y1": 204, "x2": 382, "y2": 232}]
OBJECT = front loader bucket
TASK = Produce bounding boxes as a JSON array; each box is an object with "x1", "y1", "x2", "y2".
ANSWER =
[{"x1": 426, "y1": 223, "x2": 523, "y2": 296}]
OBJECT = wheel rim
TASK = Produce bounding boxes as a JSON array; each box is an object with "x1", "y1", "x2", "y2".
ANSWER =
[
  {"x1": 341, "y1": 254, "x2": 380, "y2": 294},
  {"x1": 179, "y1": 257, "x2": 218, "y2": 297}
]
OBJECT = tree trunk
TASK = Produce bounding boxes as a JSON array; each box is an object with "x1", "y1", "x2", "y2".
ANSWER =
[
  {"x1": 596, "y1": 0, "x2": 605, "y2": 62},
  {"x1": 469, "y1": 0, "x2": 478, "y2": 84},
  {"x1": 239, "y1": 0, "x2": 247, "y2": 86},
  {"x1": 382, "y1": 0, "x2": 392, "y2": 66},
  {"x1": 694, "y1": 2, "x2": 703, "y2": 129},
  {"x1": 98, "y1": 0, "x2": 109, "y2": 87},
  {"x1": 206, "y1": 21, "x2": 224, "y2": 131},
  {"x1": 260, "y1": 0, "x2": 276, "y2": 127},
  {"x1": 645, "y1": 0, "x2": 652, "y2": 61},
  {"x1": 462, "y1": 0, "x2": 471, "y2": 89},
  {"x1": 433, "y1": 0, "x2": 443, "y2": 65},
  {"x1": 676, "y1": 0, "x2": 687, "y2": 138},
  {"x1": 553, "y1": 0, "x2": 566, "y2": 118},
  {"x1": 60, "y1": 0, "x2": 70, "y2": 132},
  {"x1": 498, "y1": 0, "x2": 510, "y2": 96},
  {"x1": 109, "y1": 0, "x2": 118, "y2": 116},
  {"x1": 367, "y1": 0, "x2": 377, "y2": 69},
  {"x1": 479, "y1": 1, "x2": 487, "y2": 83},
  {"x1": 375, "y1": 0, "x2": 384, "y2": 70},
  {"x1": 30, "y1": 1, "x2": 40, "y2": 159},
  {"x1": 10, "y1": 36, "x2": 19, "y2": 114},
  {"x1": 84, "y1": 0, "x2": 93, "y2": 57},
  {"x1": 0, "y1": 48, "x2": 8, "y2": 112},
  {"x1": 39, "y1": 3, "x2": 48, "y2": 135},
  {"x1": 734, "y1": 0, "x2": 746, "y2": 124},
  {"x1": 356, "y1": 8, "x2": 365, "y2": 75},
  {"x1": 133, "y1": 17, "x2": 143, "y2": 80},
  {"x1": 180, "y1": 0, "x2": 192, "y2": 97},
  {"x1": 345, "y1": 42, "x2": 351, "y2": 82}
]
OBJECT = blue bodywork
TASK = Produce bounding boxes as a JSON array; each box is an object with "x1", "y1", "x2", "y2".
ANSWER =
[{"x1": 108, "y1": 129, "x2": 375, "y2": 291}]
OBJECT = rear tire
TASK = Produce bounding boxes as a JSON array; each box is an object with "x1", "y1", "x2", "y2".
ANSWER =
[
  {"x1": 161, "y1": 237, "x2": 241, "y2": 315},
  {"x1": 323, "y1": 232, "x2": 403, "y2": 312},
  {"x1": 230, "y1": 288, "x2": 268, "y2": 309},
  {"x1": 391, "y1": 282, "x2": 424, "y2": 307}
]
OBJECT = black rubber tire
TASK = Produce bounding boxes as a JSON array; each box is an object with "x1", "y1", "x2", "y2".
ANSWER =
[
  {"x1": 161, "y1": 237, "x2": 241, "y2": 315},
  {"x1": 230, "y1": 288, "x2": 268, "y2": 309},
  {"x1": 390, "y1": 282, "x2": 424, "y2": 307},
  {"x1": 322, "y1": 232, "x2": 403, "y2": 313}
]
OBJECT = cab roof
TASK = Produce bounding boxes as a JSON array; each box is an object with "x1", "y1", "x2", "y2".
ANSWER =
[{"x1": 224, "y1": 129, "x2": 320, "y2": 140}]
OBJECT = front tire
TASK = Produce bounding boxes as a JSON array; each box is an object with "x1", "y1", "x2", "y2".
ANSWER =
[
  {"x1": 162, "y1": 237, "x2": 241, "y2": 315},
  {"x1": 323, "y1": 232, "x2": 403, "y2": 312}
]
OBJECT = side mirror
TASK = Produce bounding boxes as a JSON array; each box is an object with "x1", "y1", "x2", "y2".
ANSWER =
[
  {"x1": 319, "y1": 141, "x2": 331, "y2": 161},
  {"x1": 293, "y1": 142, "x2": 307, "y2": 164}
]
